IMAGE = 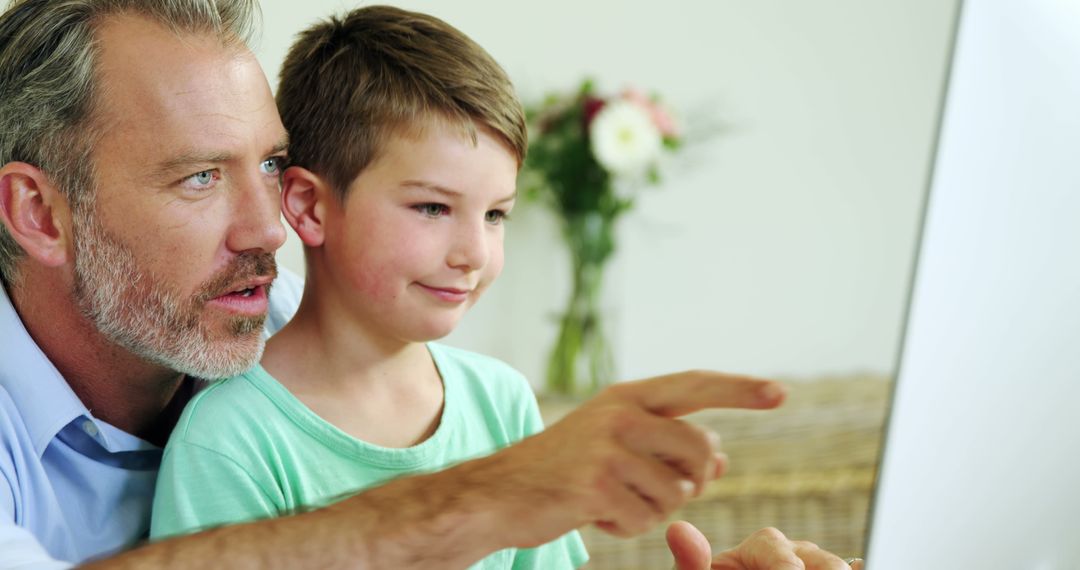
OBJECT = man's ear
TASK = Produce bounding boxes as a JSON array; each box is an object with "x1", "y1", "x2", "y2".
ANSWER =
[
  {"x1": 281, "y1": 166, "x2": 331, "y2": 247},
  {"x1": 0, "y1": 162, "x2": 72, "y2": 267}
]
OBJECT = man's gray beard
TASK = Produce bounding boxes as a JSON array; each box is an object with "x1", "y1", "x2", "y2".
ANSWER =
[{"x1": 70, "y1": 206, "x2": 271, "y2": 380}]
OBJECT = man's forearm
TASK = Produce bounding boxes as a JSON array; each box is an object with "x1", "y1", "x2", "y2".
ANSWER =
[
  {"x1": 83, "y1": 464, "x2": 506, "y2": 570},
  {"x1": 82, "y1": 370, "x2": 781, "y2": 569}
]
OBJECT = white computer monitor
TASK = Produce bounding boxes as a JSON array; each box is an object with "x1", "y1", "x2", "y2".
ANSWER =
[{"x1": 863, "y1": 0, "x2": 1080, "y2": 568}]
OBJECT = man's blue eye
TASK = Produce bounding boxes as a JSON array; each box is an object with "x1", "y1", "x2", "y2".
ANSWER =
[
  {"x1": 190, "y1": 171, "x2": 214, "y2": 187},
  {"x1": 261, "y1": 157, "x2": 282, "y2": 175}
]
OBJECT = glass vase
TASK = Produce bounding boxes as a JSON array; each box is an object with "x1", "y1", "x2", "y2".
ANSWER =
[{"x1": 545, "y1": 211, "x2": 616, "y2": 396}]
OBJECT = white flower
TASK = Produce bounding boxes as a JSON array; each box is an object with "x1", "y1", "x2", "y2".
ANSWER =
[{"x1": 589, "y1": 100, "x2": 662, "y2": 177}]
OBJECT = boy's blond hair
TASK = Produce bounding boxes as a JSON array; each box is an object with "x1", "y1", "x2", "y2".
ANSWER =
[{"x1": 276, "y1": 5, "x2": 527, "y2": 199}]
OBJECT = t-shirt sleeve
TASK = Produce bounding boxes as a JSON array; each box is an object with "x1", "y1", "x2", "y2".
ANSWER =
[
  {"x1": 150, "y1": 438, "x2": 280, "y2": 540},
  {"x1": 510, "y1": 384, "x2": 590, "y2": 568},
  {"x1": 516, "y1": 377, "x2": 546, "y2": 438}
]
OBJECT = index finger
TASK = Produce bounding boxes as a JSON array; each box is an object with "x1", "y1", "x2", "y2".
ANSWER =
[{"x1": 609, "y1": 370, "x2": 786, "y2": 418}]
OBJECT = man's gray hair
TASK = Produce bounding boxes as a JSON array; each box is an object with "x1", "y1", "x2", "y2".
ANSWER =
[{"x1": 0, "y1": 0, "x2": 259, "y2": 286}]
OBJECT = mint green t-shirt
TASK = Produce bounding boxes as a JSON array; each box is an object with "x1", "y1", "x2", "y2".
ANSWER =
[{"x1": 150, "y1": 343, "x2": 587, "y2": 569}]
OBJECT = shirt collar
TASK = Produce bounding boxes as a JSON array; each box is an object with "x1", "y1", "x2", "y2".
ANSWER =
[
  {"x1": 0, "y1": 269, "x2": 302, "y2": 458},
  {"x1": 0, "y1": 283, "x2": 91, "y2": 456}
]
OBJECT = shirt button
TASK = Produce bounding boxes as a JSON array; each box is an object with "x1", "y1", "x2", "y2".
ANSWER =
[{"x1": 82, "y1": 420, "x2": 99, "y2": 437}]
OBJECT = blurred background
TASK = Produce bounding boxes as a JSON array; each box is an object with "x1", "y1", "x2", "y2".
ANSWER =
[{"x1": 256, "y1": 0, "x2": 958, "y2": 565}]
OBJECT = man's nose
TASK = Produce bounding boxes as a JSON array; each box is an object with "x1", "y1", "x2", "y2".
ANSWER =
[{"x1": 226, "y1": 171, "x2": 287, "y2": 254}]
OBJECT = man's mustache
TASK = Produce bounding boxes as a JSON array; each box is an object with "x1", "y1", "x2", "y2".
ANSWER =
[{"x1": 196, "y1": 253, "x2": 278, "y2": 303}]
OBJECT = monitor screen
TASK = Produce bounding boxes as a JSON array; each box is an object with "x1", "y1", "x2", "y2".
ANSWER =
[{"x1": 864, "y1": 1, "x2": 1080, "y2": 568}]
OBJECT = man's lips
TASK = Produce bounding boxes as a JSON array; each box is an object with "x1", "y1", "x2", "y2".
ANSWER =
[{"x1": 208, "y1": 276, "x2": 274, "y2": 315}]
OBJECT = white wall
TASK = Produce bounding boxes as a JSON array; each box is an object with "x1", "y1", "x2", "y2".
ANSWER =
[{"x1": 256, "y1": 1, "x2": 957, "y2": 388}]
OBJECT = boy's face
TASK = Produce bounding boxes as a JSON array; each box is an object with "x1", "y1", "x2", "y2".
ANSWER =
[{"x1": 321, "y1": 121, "x2": 517, "y2": 342}]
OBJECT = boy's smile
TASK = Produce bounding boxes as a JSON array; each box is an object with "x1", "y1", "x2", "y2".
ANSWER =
[
  {"x1": 318, "y1": 119, "x2": 518, "y2": 344},
  {"x1": 415, "y1": 283, "x2": 473, "y2": 304}
]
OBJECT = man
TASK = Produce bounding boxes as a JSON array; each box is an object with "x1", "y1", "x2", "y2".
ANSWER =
[{"x1": 0, "y1": 0, "x2": 859, "y2": 568}]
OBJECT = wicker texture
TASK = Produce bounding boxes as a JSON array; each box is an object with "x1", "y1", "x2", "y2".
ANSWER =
[{"x1": 539, "y1": 375, "x2": 891, "y2": 569}]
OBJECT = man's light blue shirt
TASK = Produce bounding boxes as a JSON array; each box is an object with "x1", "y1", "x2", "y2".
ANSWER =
[{"x1": 0, "y1": 271, "x2": 301, "y2": 569}]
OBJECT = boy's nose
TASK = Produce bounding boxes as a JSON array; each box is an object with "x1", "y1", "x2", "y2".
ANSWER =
[{"x1": 447, "y1": 220, "x2": 489, "y2": 271}]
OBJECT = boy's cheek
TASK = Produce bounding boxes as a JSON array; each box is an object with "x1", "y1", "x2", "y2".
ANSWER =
[{"x1": 483, "y1": 250, "x2": 506, "y2": 287}]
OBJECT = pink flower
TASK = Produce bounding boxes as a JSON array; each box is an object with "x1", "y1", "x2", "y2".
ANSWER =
[
  {"x1": 620, "y1": 88, "x2": 680, "y2": 140},
  {"x1": 620, "y1": 88, "x2": 651, "y2": 108}
]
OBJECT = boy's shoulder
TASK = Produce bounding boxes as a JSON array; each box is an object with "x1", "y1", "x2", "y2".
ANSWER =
[
  {"x1": 427, "y1": 342, "x2": 517, "y2": 372},
  {"x1": 169, "y1": 370, "x2": 280, "y2": 449},
  {"x1": 427, "y1": 342, "x2": 534, "y2": 400}
]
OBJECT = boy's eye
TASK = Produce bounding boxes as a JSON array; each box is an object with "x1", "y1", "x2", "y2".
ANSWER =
[
  {"x1": 415, "y1": 203, "x2": 449, "y2": 217},
  {"x1": 485, "y1": 209, "x2": 508, "y2": 225}
]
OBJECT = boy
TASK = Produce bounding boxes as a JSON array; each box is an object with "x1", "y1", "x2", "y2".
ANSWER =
[{"x1": 150, "y1": 5, "x2": 588, "y2": 568}]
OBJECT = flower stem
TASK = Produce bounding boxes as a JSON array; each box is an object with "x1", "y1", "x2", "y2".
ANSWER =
[{"x1": 545, "y1": 212, "x2": 616, "y2": 395}]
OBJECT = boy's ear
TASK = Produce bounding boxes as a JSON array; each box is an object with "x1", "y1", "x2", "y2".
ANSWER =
[
  {"x1": 0, "y1": 162, "x2": 73, "y2": 268},
  {"x1": 281, "y1": 165, "x2": 331, "y2": 247}
]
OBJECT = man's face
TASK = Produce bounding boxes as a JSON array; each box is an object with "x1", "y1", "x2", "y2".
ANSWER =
[{"x1": 71, "y1": 15, "x2": 288, "y2": 379}]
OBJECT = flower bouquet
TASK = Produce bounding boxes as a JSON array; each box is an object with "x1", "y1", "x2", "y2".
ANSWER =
[{"x1": 520, "y1": 79, "x2": 682, "y2": 396}]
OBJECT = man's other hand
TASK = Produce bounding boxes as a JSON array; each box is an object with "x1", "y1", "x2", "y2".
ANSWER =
[{"x1": 667, "y1": 521, "x2": 864, "y2": 570}]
